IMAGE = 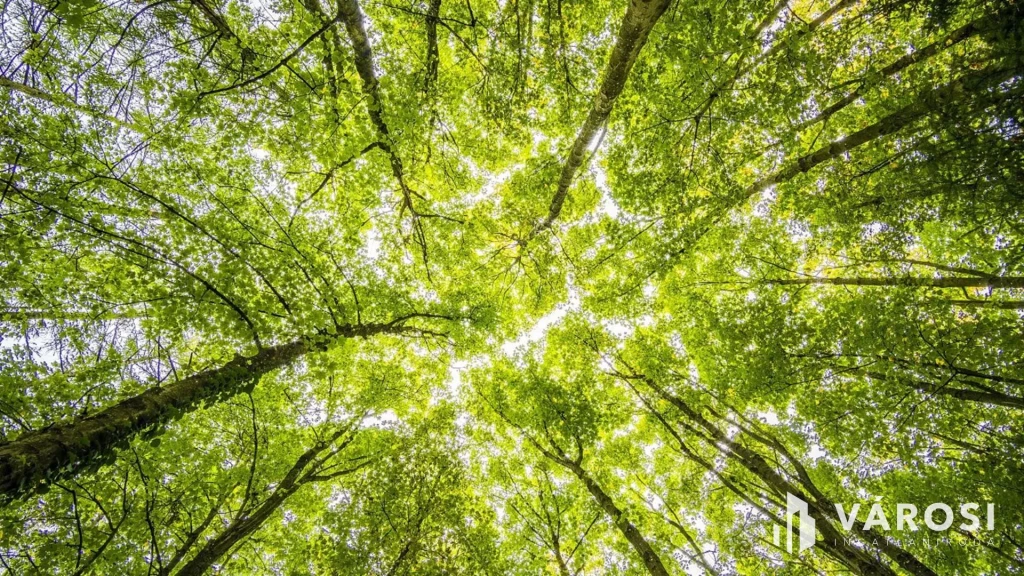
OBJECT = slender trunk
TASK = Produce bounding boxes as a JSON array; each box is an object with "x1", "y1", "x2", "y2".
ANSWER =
[
  {"x1": 748, "y1": 0, "x2": 858, "y2": 74},
  {"x1": 335, "y1": 0, "x2": 441, "y2": 267},
  {"x1": 489, "y1": 401, "x2": 671, "y2": 575},
  {"x1": 946, "y1": 299, "x2": 1024, "y2": 310},
  {"x1": 174, "y1": 426, "x2": 362, "y2": 576},
  {"x1": 640, "y1": 376, "x2": 937, "y2": 576},
  {"x1": 535, "y1": 0, "x2": 671, "y2": 234},
  {"x1": 795, "y1": 9, "x2": 1003, "y2": 131},
  {"x1": 0, "y1": 322, "x2": 403, "y2": 499},
  {"x1": 767, "y1": 276, "x2": 1024, "y2": 289},
  {"x1": 561, "y1": 460, "x2": 671, "y2": 576},
  {"x1": 860, "y1": 370, "x2": 1024, "y2": 410},
  {"x1": 174, "y1": 489, "x2": 291, "y2": 576},
  {"x1": 190, "y1": 0, "x2": 239, "y2": 40},
  {"x1": 745, "y1": 63, "x2": 1019, "y2": 200},
  {"x1": 159, "y1": 491, "x2": 231, "y2": 576},
  {"x1": 336, "y1": 0, "x2": 386, "y2": 128},
  {"x1": 423, "y1": 0, "x2": 442, "y2": 93},
  {"x1": 336, "y1": 0, "x2": 413, "y2": 199},
  {"x1": 553, "y1": 546, "x2": 573, "y2": 576},
  {"x1": 645, "y1": 397, "x2": 894, "y2": 575}
]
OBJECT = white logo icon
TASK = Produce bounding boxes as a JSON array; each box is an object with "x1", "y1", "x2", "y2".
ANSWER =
[{"x1": 774, "y1": 493, "x2": 816, "y2": 553}]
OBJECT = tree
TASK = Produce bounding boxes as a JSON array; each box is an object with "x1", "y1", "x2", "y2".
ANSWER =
[{"x1": 1, "y1": 0, "x2": 1022, "y2": 573}]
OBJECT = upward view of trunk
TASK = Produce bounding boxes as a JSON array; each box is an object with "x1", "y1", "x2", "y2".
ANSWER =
[
  {"x1": 561, "y1": 458, "x2": 671, "y2": 576},
  {"x1": 633, "y1": 375, "x2": 938, "y2": 576},
  {"x1": 493, "y1": 403, "x2": 672, "y2": 576},
  {"x1": 423, "y1": 0, "x2": 442, "y2": 93},
  {"x1": 534, "y1": 0, "x2": 671, "y2": 235},
  {"x1": 0, "y1": 321, "x2": 406, "y2": 500},
  {"x1": 336, "y1": 0, "x2": 418, "y2": 210},
  {"x1": 794, "y1": 8, "x2": 1005, "y2": 131},
  {"x1": 766, "y1": 275, "x2": 1024, "y2": 289},
  {"x1": 857, "y1": 370, "x2": 1024, "y2": 410},
  {"x1": 172, "y1": 425, "x2": 363, "y2": 576},
  {"x1": 744, "y1": 63, "x2": 1019, "y2": 200}
]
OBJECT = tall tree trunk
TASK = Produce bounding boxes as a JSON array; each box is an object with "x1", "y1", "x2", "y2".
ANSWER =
[
  {"x1": 423, "y1": 0, "x2": 442, "y2": 93},
  {"x1": 766, "y1": 276, "x2": 1024, "y2": 289},
  {"x1": 561, "y1": 459, "x2": 671, "y2": 576},
  {"x1": 794, "y1": 9, "x2": 1005, "y2": 131},
  {"x1": 634, "y1": 375, "x2": 938, "y2": 576},
  {"x1": 173, "y1": 426, "x2": 363, "y2": 576},
  {"x1": 492, "y1": 404, "x2": 672, "y2": 576},
  {"x1": 336, "y1": 0, "x2": 418, "y2": 211},
  {"x1": 859, "y1": 370, "x2": 1024, "y2": 410},
  {"x1": 744, "y1": 63, "x2": 1019, "y2": 200},
  {"x1": 535, "y1": 0, "x2": 671, "y2": 234},
  {"x1": 0, "y1": 320, "x2": 412, "y2": 499}
]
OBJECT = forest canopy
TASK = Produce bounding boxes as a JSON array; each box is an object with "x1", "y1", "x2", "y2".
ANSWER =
[{"x1": 0, "y1": 0, "x2": 1022, "y2": 572}]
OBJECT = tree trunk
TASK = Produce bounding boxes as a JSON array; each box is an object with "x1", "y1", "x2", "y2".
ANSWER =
[
  {"x1": 0, "y1": 321, "x2": 402, "y2": 499},
  {"x1": 794, "y1": 9, "x2": 1004, "y2": 131},
  {"x1": 173, "y1": 425, "x2": 359, "y2": 576},
  {"x1": 562, "y1": 460, "x2": 671, "y2": 576},
  {"x1": 745, "y1": 63, "x2": 1019, "y2": 200},
  {"x1": 640, "y1": 376, "x2": 937, "y2": 576},
  {"x1": 336, "y1": 0, "x2": 414, "y2": 202},
  {"x1": 173, "y1": 488, "x2": 290, "y2": 576},
  {"x1": 536, "y1": 0, "x2": 671, "y2": 234},
  {"x1": 423, "y1": 0, "x2": 442, "y2": 93},
  {"x1": 158, "y1": 490, "x2": 232, "y2": 576},
  {"x1": 767, "y1": 276, "x2": 1024, "y2": 289},
  {"x1": 860, "y1": 370, "x2": 1024, "y2": 410}
]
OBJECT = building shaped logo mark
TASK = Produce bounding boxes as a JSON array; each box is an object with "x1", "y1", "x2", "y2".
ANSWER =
[{"x1": 773, "y1": 493, "x2": 816, "y2": 553}]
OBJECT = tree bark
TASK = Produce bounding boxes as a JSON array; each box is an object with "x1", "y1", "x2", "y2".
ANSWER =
[
  {"x1": 561, "y1": 459, "x2": 671, "y2": 576},
  {"x1": 535, "y1": 0, "x2": 671, "y2": 234},
  {"x1": 336, "y1": 0, "x2": 417, "y2": 207},
  {"x1": 860, "y1": 370, "x2": 1024, "y2": 410},
  {"x1": 493, "y1": 402, "x2": 672, "y2": 576},
  {"x1": 637, "y1": 375, "x2": 937, "y2": 576},
  {"x1": 173, "y1": 426, "x2": 362, "y2": 576},
  {"x1": 159, "y1": 490, "x2": 232, "y2": 576},
  {"x1": 423, "y1": 0, "x2": 442, "y2": 93},
  {"x1": 766, "y1": 276, "x2": 1024, "y2": 289},
  {"x1": 745, "y1": 63, "x2": 1020, "y2": 200},
  {"x1": 0, "y1": 321, "x2": 409, "y2": 499},
  {"x1": 794, "y1": 9, "x2": 1004, "y2": 131}
]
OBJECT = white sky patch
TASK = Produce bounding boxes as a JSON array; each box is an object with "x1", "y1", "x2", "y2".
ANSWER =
[
  {"x1": 602, "y1": 319, "x2": 633, "y2": 340},
  {"x1": 500, "y1": 306, "x2": 568, "y2": 355},
  {"x1": 362, "y1": 224, "x2": 382, "y2": 261},
  {"x1": 861, "y1": 221, "x2": 886, "y2": 240},
  {"x1": 807, "y1": 442, "x2": 827, "y2": 461},
  {"x1": 786, "y1": 219, "x2": 812, "y2": 242},
  {"x1": 500, "y1": 278, "x2": 581, "y2": 355},
  {"x1": 753, "y1": 186, "x2": 776, "y2": 218},
  {"x1": 760, "y1": 8, "x2": 789, "y2": 51},
  {"x1": 463, "y1": 160, "x2": 521, "y2": 208},
  {"x1": 593, "y1": 160, "x2": 620, "y2": 218},
  {"x1": 362, "y1": 410, "x2": 399, "y2": 428},
  {"x1": 443, "y1": 360, "x2": 468, "y2": 400}
]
